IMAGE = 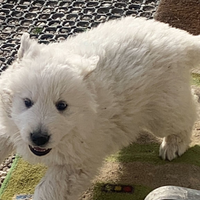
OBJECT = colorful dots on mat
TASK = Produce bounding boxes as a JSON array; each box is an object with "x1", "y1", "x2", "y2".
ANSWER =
[
  {"x1": 123, "y1": 186, "x2": 133, "y2": 192},
  {"x1": 102, "y1": 184, "x2": 134, "y2": 193},
  {"x1": 114, "y1": 186, "x2": 122, "y2": 191}
]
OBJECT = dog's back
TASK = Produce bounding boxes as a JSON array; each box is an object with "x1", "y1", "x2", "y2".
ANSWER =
[{"x1": 53, "y1": 17, "x2": 199, "y2": 160}]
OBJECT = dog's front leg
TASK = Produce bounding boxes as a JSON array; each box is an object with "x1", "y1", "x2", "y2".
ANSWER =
[
  {"x1": 0, "y1": 127, "x2": 14, "y2": 164},
  {"x1": 33, "y1": 165, "x2": 92, "y2": 200}
]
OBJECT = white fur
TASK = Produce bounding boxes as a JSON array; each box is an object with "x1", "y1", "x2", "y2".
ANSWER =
[{"x1": 0, "y1": 17, "x2": 199, "y2": 199}]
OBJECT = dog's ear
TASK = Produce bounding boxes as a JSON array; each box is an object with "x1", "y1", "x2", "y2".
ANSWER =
[
  {"x1": 0, "y1": 89, "x2": 13, "y2": 118},
  {"x1": 67, "y1": 55, "x2": 99, "y2": 78},
  {"x1": 18, "y1": 33, "x2": 31, "y2": 59},
  {"x1": 18, "y1": 33, "x2": 38, "y2": 60},
  {"x1": 81, "y1": 56, "x2": 99, "y2": 79}
]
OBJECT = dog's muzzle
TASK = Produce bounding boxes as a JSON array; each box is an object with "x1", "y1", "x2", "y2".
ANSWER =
[{"x1": 29, "y1": 130, "x2": 52, "y2": 156}]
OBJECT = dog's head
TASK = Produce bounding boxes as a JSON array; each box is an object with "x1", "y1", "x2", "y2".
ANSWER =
[{"x1": 0, "y1": 33, "x2": 99, "y2": 165}]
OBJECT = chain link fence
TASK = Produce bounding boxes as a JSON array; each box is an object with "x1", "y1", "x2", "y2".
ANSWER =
[{"x1": 0, "y1": 0, "x2": 159, "y2": 72}]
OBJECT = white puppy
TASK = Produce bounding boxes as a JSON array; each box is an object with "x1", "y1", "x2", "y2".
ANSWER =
[{"x1": 0, "y1": 17, "x2": 199, "y2": 200}]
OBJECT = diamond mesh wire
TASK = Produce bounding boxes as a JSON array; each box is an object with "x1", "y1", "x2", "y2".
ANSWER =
[{"x1": 0, "y1": 0, "x2": 159, "y2": 72}]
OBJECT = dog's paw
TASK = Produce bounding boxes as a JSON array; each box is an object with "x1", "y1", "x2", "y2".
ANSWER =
[{"x1": 159, "y1": 134, "x2": 189, "y2": 161}]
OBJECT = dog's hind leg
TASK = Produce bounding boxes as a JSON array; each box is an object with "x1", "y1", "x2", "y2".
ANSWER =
[
  {"x1": 158, "y1": 99, "x2": 196, "y2": 161},
  {"x1": 146, "y1": 88, "x2": 197, "y2": 161},
  {"x1": 0, "y1": 126, "x2": 14, "y2": 164},
  {"x1": 159, "y1": 130, "x2": 193, "y2": 161}
]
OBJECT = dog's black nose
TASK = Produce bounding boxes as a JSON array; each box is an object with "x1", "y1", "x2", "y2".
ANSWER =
[{"x1": 30, "y1": 131, "x2": 50, "y2": 146}]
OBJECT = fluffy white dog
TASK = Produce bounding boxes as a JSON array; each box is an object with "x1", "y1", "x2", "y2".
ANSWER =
[{"x1": 0, "y1": 17, "x2": 199, "y2": 199}]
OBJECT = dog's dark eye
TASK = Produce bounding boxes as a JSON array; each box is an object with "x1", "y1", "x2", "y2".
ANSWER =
[
  {"x1": 24, "y1": 98, "x2": 33, "y2": 108},
  {"x1": 56, "y1": 101, "x2": 68, "y2": 111}
]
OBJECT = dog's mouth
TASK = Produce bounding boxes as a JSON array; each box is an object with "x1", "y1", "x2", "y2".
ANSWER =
[{"x1": 29, "y1": 145, "x2": 52, "y2": 156}]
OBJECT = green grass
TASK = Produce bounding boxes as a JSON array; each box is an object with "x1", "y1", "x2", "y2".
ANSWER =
[{"x1": 106, "y1": 143, "x2": 200, "y2": 166}]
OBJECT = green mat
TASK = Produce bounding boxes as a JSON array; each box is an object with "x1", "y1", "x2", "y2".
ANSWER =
[{"x1": 1, "y1": 142, "x2": 200, "y2": 200}]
